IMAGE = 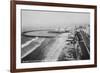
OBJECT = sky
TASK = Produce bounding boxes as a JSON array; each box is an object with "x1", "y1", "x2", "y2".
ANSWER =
[{"x1": 21, "y1": 10, "x2": 90, "y2": 32}]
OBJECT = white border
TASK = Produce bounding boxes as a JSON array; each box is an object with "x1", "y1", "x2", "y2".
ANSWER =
[{"x1": 16, "y1": 4, "x2": 94, "y2": 69}]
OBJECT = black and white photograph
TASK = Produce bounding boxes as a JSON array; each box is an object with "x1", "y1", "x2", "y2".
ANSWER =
[
  {"x1": 21, "y1": 9, "x2": 90, "y2": 63},
  {"x1": 10, "y1": 1, "x2": 97, "y2": 72}
]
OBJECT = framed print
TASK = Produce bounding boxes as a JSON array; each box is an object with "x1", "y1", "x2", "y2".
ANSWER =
[{"x1": 10, "y1": 0, "x2": 97, "y2": 72}]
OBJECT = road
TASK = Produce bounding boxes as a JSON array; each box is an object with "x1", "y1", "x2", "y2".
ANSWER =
[{"x1": 75, "y1": 31, "x2": 90, "y2": 59}]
